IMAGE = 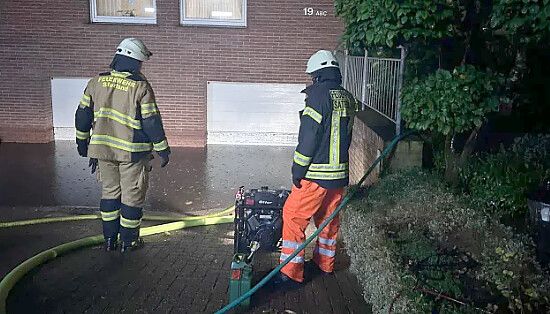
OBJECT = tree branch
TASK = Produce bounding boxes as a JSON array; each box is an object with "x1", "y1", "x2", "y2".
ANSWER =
[{"x1": 460, "y1": 125, "x2": 481, "y2": 165}]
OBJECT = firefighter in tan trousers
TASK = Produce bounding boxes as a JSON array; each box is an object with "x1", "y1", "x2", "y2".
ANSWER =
[
  {"x1": 75, "y1": 38, "x2": 170, "y2": 253},
  {"x1": 273, "y1": 50, "x2": 358, "y2": 285}
]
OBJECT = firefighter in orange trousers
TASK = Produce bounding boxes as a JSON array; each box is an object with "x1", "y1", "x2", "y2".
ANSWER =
[
  {"x1": 274, "y1": 50, "x2": 358, "y2": 285},
  {"x1": 75, "y1": 38, "x2": 170, "y2": 253}
]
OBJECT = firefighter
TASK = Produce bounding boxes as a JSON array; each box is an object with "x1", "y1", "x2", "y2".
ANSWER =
[
  {"x1": 75, "y1": 38, "x2": 170, "y2": 253},
  {"x1": 275, "y1": 50, "x2": 358, "y2": 284}
]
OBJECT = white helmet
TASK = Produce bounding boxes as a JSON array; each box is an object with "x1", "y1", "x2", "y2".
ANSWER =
[
  {"x1": 306, "y1": 50, "x2": 339, "y2": 74},
  {"x1": 115, "y1": 38, "x2": 152, "y2": 62}
]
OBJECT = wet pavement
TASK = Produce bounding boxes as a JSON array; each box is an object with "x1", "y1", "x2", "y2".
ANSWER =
[
  {"x1": 0, "y1": 141, "x2": 293, "y2": 212},
  {"x1": 3, "y1": 218, "x2": 370, "y2": 314},
  {"x1": 0, "y1": 141, "x2": 371, "y2": 313}
]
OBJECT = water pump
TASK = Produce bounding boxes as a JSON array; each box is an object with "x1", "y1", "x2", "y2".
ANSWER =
[{"x1": 233, "y1": 186, "x2": 289, "y2": 255}]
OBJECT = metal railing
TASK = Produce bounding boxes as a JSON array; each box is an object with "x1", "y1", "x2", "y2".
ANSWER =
[{"x1": 336, "y1": 48, "x2": 406, "y2": 135}]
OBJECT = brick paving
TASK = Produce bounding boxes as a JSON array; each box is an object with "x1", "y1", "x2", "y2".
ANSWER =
[{"x1": 2, "y1": 208, "x2": 371, "y2": 314}]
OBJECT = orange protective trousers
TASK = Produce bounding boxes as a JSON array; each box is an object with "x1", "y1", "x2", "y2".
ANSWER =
[{"x1": 279, "y1": 179, "x2": 344, "y2": 282}]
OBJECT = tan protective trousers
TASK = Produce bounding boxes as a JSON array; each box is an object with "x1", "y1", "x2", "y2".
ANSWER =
[{"x1": 98, "y1": 158, "x2": 151, "y2": 207}]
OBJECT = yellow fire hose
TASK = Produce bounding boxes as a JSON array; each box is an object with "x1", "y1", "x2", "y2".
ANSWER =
[
  {"x1": 1, "y1": 131, "x2": 414, "y2": 314},
  {"x1": 0, "y1": 206, "x2": 235, "y2": 314},
  {"x1": 0, "y1": 207, "x2": 234, "y2": 228}
]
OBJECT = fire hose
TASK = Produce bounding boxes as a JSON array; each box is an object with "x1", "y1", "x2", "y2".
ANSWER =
[
  {"x1": 0, "y1": 206, "x2": 235, "y2": 314},
  {"x1": 215, "y1": 130, "x2": 413, "y2": 313},
  {"x1": 0, "y1": 130, "x2": 413, "y2": 314}
]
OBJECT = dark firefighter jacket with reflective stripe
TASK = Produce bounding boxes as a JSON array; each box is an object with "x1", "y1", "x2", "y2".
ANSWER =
[
  {"x1": 75, "y1": 70, "x2": 170, "y2": 162},
  {"x1": 292, "y1": 77, "x2": 359, "y2": 189}
]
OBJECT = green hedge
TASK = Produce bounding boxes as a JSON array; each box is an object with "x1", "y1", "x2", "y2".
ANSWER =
[
  {"x1": 462, "y1": 134, "x2": 550, "y2": 220},
  {"x1": 342, "y1": 170, "x2": 550, "y2": 313}
]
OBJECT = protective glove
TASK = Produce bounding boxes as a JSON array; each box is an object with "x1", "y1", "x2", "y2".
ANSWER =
[
  {"x1": 160, "y1": 155, "x2": 169, "y2": 168},
  {"x1": 292, "y1": 177, "x2": 303, "y2": 189},
  {"x1": 77, "y1": 142, "x2": 88, "y2": 157},
  {"x1": 291, "y1": 163, "x2": 306, "y2": 189},
  {"x1": 89, "y1": 158, "x2": 98, "y2": 174},
  {"x1": 158, "y1": 149, "x2": 170, "y2": 168}
]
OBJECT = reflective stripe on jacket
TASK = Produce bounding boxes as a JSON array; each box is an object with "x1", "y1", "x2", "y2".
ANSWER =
[
  {"x1": 292, "y1": 79, "x2": 358, "y2": 189},
  {"x1": 75, "y1": 70, "x2": 169, "y2": 162}
]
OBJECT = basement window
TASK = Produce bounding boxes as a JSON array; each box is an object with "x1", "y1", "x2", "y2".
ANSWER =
[
  {"x1": 180, "y1": 0, "x2": 247, "y2": 28},
  {"x1": 90, "y1": 0, "x2": 157, "y2": 24}
]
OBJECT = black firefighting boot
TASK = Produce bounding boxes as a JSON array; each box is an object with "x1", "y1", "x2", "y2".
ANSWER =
[
  {"x1": 121, "y1": 237, "x2": 144, "y2": 253},
  {"x1": 267, "y1": 271, "x2": 303, "y2": 291},
  {"x1": 119, "y1": 204, "x2": 144, "y2": 253},
  {"x1": 304, "y1": 260, "x2": 333, "y2": 281},
  {"x1": 100, "y1": 199, "x2": 121, "y2": 252},
  {"x1": 104, "y1": 237, "x2": 118, "y2": 252}
]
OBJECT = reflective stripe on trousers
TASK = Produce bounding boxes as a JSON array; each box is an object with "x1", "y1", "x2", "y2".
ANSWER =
[
  {"x1": 318, "y1": 236, "x2": 336, "y2": 246},
  {"x1": 279, "y1": 253, "x2": 305, "y2": 264},
  {"x1": 100, "y1": 199, "x2": 121, "y2": 240},
  {"x1": 280, "y1": 240, "x2": 306, "y2": 275},
  {"x1": 120, "y1": 216, "x2": 141, "y2": 228},
  {"x1": 119, "y1": 203, "x2": 143, "y2": 243},
  {"x1": 312, "y1": 197, "x2": 341, "y2": 273},
  {"x1": 101, "y1": 209, "x2": 120, "y2": 222},
  {"x1": 280, "y1": 180, "x2": 343, "y2": 282},
  {"x1": 314, "y1": 246, "x2": 336, "y2": 257}
]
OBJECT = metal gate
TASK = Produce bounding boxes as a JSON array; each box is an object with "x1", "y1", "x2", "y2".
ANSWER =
[{"x1": 336, "y1": 48, "x2": 406, "y2": 135}]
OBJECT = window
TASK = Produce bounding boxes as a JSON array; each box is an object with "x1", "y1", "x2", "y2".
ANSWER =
[
  {"x1": 181, "y1": 0, "x2": 246, "y2": 27},
  {"x1": 90, "y1": 0, "x2": 157, "y2": 24}
]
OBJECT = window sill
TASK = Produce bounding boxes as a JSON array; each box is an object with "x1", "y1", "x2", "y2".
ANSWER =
[
  {"x1": 180, "y1": 20, "x2": 247, "y2": 28},
  {"x1": 91, "y1": 18, "x2": 157, "y2": 25}
]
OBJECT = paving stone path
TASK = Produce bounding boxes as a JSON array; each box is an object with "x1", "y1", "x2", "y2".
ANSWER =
[{"x1": 2, "y1": 209, "x2": 370, "y2": 314}]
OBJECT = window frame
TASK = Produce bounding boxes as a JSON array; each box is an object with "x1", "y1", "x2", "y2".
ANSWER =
[
  {"x1": 90, "y1": 0, "x2": 157, "y2": 25},
  {"x1": 180, "y1": 0, "x2": 247, "y2": 28}
]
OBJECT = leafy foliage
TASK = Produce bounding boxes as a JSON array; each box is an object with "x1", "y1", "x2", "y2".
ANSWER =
[
  {"x1": 334, "y1": 0, "x2": 459, "y2": 50},
  {"x1": 335, "y1": 0, "x2": 550, "y2": 50},
  {"x1": 463, "y1": 134, "x2": 550, "y2": 219},
  {"x1": 343, "y1": 169, "x2": 550, "y2": 313},
  {"x1": 390, "y1": 230, "x2": 467, "y2": 295},
  {"x1": 490, "y1": 0, "x2": 550, "y2": 44},
  {"x1": 401, "y1": 65, "x2": 503, "y2": 135},
  {"x1": 335, "y1": 0, "x2": 550, "y2": 134}
]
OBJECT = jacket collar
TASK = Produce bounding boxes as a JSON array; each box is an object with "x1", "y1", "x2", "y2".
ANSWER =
[
  {"x1": 302, "y1": 67, "x2": 343, "y2": 95},
  {"x1": 110, "y1": 70, "x2": 132, "y2": 78}
]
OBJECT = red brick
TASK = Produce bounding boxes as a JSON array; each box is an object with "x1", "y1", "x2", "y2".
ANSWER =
[
  {"x1": 349, "y1": 117, "x2": 385, "y2": 186},
  {"x1": 0, "y1": 0, "x2": 342, "y2": 146}
]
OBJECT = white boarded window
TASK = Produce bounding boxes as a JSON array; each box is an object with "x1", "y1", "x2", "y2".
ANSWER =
[
  {"x1": 207, "y1": 82, "x2": 306, "y2": 146},
  {"x1": 90, "y1": 0, "x2": 157, "y2": 24},
  {"x1": 181, "y1": 0, "x2": 246, "y2": 27},
  {"x1": 51, "y1": 78, "x2": 91, "y2": 140}
]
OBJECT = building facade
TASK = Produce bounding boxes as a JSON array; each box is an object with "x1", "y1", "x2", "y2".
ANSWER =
[{"x1": 0, "y1": 0, "x2": 343, "y2": 146}]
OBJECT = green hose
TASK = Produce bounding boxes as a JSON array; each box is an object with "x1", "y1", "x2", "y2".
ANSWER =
[
  {"x1": 0, "y1": 130, "x2": 413, "y2": 314},
  {"x1": 0, "y1": 206, "x2": 235, "y2": 314},
  {"x1": 215, "y1": 130, "x2": 414, "y2": 314}
]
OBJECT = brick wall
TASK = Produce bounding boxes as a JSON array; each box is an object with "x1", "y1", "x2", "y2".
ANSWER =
[
  {"x1": 349, "y1": 111, "x2": 425, "y2": 186},
  {"x1": 349, "y1": 115, "x2": 386, "y2": 187},
  {"x1": 0, "y1": 0, "x2": 343, "y2": 146}
]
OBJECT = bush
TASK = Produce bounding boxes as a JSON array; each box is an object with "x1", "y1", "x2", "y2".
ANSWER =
[
  {"x1": 342, "y1": 169, "x2": 550, "y2": 313},
  {"x1": 334, "y1": 0, "x2": 458, "y2": 50},
  {"x1": 401, "y1": 65, "x2": 505, "y2": 186},
  {"x1": 401, "y1": 65, "x2": 502, "y2": 136},
  {"x1": 463, "y1": 134, "x2": 550, "y2": 220}
]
